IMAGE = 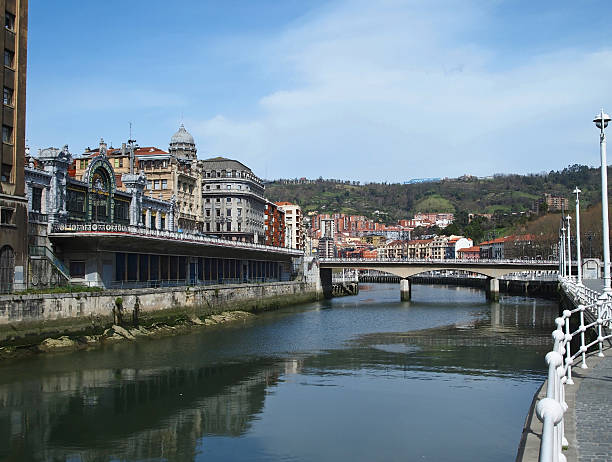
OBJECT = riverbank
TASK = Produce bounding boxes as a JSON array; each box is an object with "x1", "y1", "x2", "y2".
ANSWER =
[
  {"x1": 0, "y1": 280, "x2": 320, "y2": 350},
  {"x1": 0, "y1": 309, "x2": 258, "y2": 361}
]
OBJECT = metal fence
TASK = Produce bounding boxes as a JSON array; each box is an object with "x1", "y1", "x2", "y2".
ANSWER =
[{"x1": 536, "y1": 277, "x2": 612, "y2": 461}]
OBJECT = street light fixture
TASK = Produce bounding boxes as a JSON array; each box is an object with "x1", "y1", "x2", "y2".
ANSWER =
[
  {"x1": 566, "y1": 215, "x2": 572, "y2": 279},
  {"x1": 593, "y1": 109, "x2": 611, "y2": 295},
  {"x1": 560, "y1": 223, "x2": 567, "y2": 278},
  {"x1": 574, "y1": 187, "x2": 583, "y2": 285}
]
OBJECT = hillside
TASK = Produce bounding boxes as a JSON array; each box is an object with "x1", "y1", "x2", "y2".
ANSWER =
[{"x1": 265, "y1": 164, "x2": 611, "y2": 223}]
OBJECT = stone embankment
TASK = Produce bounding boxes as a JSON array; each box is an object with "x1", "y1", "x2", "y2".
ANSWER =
[
  {"x1": 20, "y1": 310, "x2": 254, "y2": 357},
  {"x1": 0, "y1": 281, "x2": 319, "y2": 352}
]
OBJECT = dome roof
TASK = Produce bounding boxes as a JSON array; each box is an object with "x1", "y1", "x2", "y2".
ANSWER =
[{"x1": 170, "y1": 124, "x2": 195, "y2": 146}]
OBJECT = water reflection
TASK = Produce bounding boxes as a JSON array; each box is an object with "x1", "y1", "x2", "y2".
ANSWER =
[{"x1": 0, "y1": 284, "x2": 558, "y2": 462}]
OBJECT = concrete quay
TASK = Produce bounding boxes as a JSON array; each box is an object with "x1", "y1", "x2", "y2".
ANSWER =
[{"x1": 517, "y1": 346, "x2": 612, "y2": 462}]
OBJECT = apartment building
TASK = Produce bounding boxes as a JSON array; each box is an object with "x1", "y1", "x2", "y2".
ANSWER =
[
  {"x1": 0, "y1": 0, "x2": 26, "y2": 293},
  {"x1": 276, "y1": 202, "x2": 304, "y2": 250}
]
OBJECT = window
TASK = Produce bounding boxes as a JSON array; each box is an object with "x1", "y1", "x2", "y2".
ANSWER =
[
  {"x1": 154, "y1": 180, "x2": 160, "y2": 190},
  {"x1": 161, "y1": 179, "x2": 167, "y2": 189},
  {"x1": 32, "y1": 187, "x2": 42, "y2": 212},
  {"x1": 227, "y1": 197, "x2": 231, "y2": 203},
  {"x1": 237, "y1": 198, "x2": 242, "y2": 204},
  {"x1": 0, "y1": 207, "x2": 14, "y2": 224},
  {"x1": 4, "y1": 49, "x2": 13, "y2": 68},
  {"x1": 146, "y1": 180, "x2": 152, "y2": 189},
  {"x1": 226, "y1": 209, "x2": 231, "y2": 216},
  {"x1": 237, "y1": 185, "x2": 242, "y2": 190},
  {"x1": 5, "y1": 12, "x2": 15, "y2": 32},
  {"x1": 206, "y1": 185, "x2": 210, "y2": 190},
  {"x1": 216, "y1": 198, "x2": 220, "y2": 203},
  {"x1": 189, "y1": 185, "x2": 193, "y2": 194},
  {"x1": 237, "y1": 208, "x2": 242, "y2": 217},
  {"x1": 206, "y1": 209, "x2": 211, "y2": 217},
  {"x1": 227, "y1": 184, "x2": 231, "y2": 190},
  {"x1": 206, "y1": 223, "x2": 210, "y2": 231},
  {"x1": 216, "y1": 223, "x2": 221, "y2": 231},
  {"x1": 161, "y1": 215, "x2": 166, "y2": 229},
  {"x1": 114, "y1": 158, "x2": 119, "y2": 168},
  {"x1": 216, "y1": 209, "x2": 220, "y2": 217},
  {"x1": 206, "y1": 172, "x2": 210, "y2": 178},
  {"x1": 119, "y1": 158, "x2": 123, "y2": 168},
  {"x1": 3, "y1": 87, "x2": 12, "y2": 106},
  {"x1": 237, "y1": 223, "x2": 241, "y2": 231},
  {"x1": 216, "y1": 184, "x2": 220, "y2": 189},
  {"x1": 227, "y1": 222, "x2": 232, "y2": 231},
  {"x1": 2, "y1": 125, "x2": 12, "y2": 143},
  {"x1": 70, "y1": 261, "x2": 86, "y2": 278},
  {"x1": 205, "y1": 198, "x2": 210, "y2": 203}
]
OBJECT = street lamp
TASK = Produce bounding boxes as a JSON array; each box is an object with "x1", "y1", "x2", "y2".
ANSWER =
[
  {"x1": 560, "y1": 223, "x2": 567, "y2": 278},
  {"x1": 566, "y1": 215, "x2": 572, "y2": 279},
  {"x1": 574, "y1": 187, "x2": 583, "y2": 285},
  {"x1": 593, "y1": 109, "x2": 611, "y2": 295}
]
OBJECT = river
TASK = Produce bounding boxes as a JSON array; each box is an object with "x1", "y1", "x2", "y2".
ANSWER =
[{"x1": 0, "y1": 283, "x2": 557, "y2": 462}]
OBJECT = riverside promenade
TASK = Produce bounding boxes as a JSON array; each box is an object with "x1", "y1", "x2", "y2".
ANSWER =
[{"x1": 517, "y1": 279, "x2": 612, "y2": 462}]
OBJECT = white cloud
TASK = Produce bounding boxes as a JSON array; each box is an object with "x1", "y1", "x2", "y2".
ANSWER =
[{"x1": 192, "y1": 0, "x2": 612, "y2": 181}]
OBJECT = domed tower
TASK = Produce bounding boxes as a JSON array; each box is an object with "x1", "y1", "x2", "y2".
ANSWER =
[{"x1": 169, "y1": 124, "x2": 197, "y2": 161}]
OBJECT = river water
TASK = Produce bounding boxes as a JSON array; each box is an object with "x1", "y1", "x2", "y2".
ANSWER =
[{"x1": 0, "y1": 283, "x2": 558, "y2": 462}]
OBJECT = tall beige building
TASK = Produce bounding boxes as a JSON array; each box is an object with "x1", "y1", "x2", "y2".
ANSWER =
[{"x1": 0, "y1": 0, "x2": 27, "y2": 292}]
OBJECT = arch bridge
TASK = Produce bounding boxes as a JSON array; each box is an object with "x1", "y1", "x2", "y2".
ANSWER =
[{"x1": 319, "y1": 258, "x2": 565, "y2": 301}]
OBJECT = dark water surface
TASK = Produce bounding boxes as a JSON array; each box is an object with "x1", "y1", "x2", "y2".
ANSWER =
[{"x1": 0, "y1": 284, "x2": 557, "y2": 462}]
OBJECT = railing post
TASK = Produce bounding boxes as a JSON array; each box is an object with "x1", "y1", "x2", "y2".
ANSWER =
[
  {"x1": 596, "y1": 300, "x2": 605, "y2": 357},
  {"x1": 578, "y1": 305, "x2": 588, "y2": 369},
  {"x1": 563, "y1": 311, "x2": 573, "y2": 385}
]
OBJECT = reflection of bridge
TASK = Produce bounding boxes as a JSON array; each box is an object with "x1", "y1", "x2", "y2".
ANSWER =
[{"x1": 319, "y1": 258, "x2": 566, "y2": 301}]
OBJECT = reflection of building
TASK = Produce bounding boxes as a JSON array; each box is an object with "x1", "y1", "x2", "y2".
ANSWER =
[{"x1": 0, "y1": 0, "x2": 27, "y2": 293}]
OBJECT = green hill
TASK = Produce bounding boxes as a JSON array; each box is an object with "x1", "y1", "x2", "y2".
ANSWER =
[{"x1": 265, "y1": 164, "x2": 611, "y2": 223}]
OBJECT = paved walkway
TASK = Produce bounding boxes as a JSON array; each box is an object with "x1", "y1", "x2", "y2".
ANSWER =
[
  {"x1": 575, "y1": 353, "x2": 612, "y2": 462},
  {"x1": 517, "y1": 348, "x2": 612, "y2": 462}
]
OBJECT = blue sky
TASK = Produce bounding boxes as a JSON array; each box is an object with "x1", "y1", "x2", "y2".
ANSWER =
[{"x1": 27, "y1": 0, "x2": 612, "y2": 181}]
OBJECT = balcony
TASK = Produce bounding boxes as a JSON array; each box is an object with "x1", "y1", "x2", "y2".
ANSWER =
[{"x1": 28, "y1": 211, "x2": 48, "y2": 224}]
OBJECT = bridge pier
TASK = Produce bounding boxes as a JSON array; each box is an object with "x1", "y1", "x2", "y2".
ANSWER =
[
  {"x1": 486, "y1": 277, "x2": 500, "y2": 302},
  {"x1": 320, "y1": 268, "x2": 333, "y2": 299},
  {"x1": 400, "y1": 278, "x2": 411, "y2": 301}
]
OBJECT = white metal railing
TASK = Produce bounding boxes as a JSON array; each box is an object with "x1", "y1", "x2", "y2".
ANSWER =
[
  {"x1": 320, "y1": 257, "x2": 561, "y2": 266},
  {"x1": 536, "y1": 276, "x2": 612, "y2": 461}
]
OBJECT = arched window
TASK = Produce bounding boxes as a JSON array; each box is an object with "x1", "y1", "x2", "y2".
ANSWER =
[
  {"x1": 0, "y1": 245, "x2": 15, "y2": 293},
  {"x1": 90, "y1": 168, "x2": 111, "y2": 222}
]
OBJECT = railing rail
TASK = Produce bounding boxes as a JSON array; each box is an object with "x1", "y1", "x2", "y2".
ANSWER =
[
  {"x1": 29, "y1": 245, "x2": 70, "y2": 280},
  {"x1": 320, "y1": 257, "x2": 562, "y2": 266},
  {"x1": 536, "y1": 277, "x2": 612, "y2": 461}
]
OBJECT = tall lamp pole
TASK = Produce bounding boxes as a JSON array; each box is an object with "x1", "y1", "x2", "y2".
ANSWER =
[
  {"x1": 574, "y1": 187, "x2": 583, "y2": 285},
  {"x1": 566, "y1": 215, "x2": 572, "y2": 279},
  {"x1": 593, "y1": 110, "x2": 611, "y2": 295},
  {"x1": 560, "y1": 223, "x2": 567, "y2": 278}
]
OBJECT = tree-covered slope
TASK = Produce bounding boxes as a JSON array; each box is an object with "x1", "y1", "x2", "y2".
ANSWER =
[{"x1": 265, "y1": 164, "x2": 611, "y2": 222}]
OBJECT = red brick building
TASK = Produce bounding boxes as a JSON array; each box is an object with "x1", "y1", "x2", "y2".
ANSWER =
[{"x1": 264, "y1": 202, "x2": 285, "y2": 247}]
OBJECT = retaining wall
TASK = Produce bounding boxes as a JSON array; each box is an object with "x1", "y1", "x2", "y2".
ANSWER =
[{"x1": 0, "y1": 281, "x2": 319, "y2": 347}]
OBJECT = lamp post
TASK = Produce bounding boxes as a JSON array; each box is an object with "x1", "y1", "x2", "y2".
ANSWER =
[
  {"x1": 566, "y1": 215, "x2": 572, "y2": 279},
  {"x1": 574, "y1": 187, "x2": 583, "y2": 285},
  {"x1": 593, "y1": 109, "x2": 611, "y2": 295},
  {"x1": 560, "y1": 223, "x2": 567, "y2": 278}
]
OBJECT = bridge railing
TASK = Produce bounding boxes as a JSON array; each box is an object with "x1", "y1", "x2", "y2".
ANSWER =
[
  {"x1": 320, "y1": 257, "x2": 561, "y2": 265},
  {"x1": 536, "y1": 277, "x2": 612, "y2": 461}
]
